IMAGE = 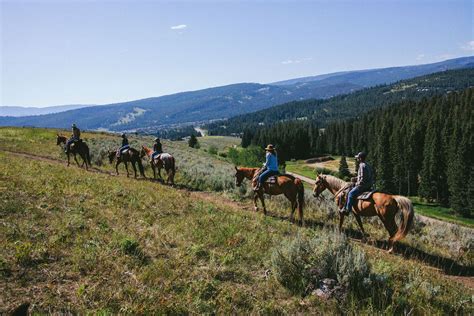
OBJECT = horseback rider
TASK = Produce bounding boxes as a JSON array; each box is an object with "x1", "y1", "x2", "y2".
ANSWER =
[
  {"x1": 151, "y1": 137, "x2": 163, "y2": 161},
  {"x1": 254, "y1": 144, "x2": 279, "y2": 191},
  {"x1": 340, "y1": 152, "x2": 374, "y2": 215},
  {"x1": 65, "y1": 123, "x2": 81, "y2": 153},
  {"x1": 116, "y1": 133, "x2": 130, "y2": 158}
]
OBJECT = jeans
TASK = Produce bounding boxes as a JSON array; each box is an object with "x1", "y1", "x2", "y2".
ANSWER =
[
  {"x1": 345, "y1": 185, "x2": 367, "y2": 211},
  {"x1": 151, "y1": 151, "x2": 161, "y2": 160},
  {"x1": 258, "y1": 169, "x2": 279, "y2": 184}
]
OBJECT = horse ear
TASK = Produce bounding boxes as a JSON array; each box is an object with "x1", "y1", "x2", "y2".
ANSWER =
[{"x1": 234, "y1": 166, "x2": 238, "y2": 171}]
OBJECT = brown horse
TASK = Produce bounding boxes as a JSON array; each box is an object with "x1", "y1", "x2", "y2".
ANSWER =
[
  {"x1": 312, "y1": 174, "x2": 414, "y2": 253},
  {"x1": 140, "y1": 145, "x2": 176, "y2": 184},
  {"x1": 108, "y1": 147, "x2": 145, "y2": 178},
  {"x1": 234, "y1": 167, "x2": 305, "y2": 225},
  {"x1": 56, "y1": 134, "x2": 91, "y2": 169}
]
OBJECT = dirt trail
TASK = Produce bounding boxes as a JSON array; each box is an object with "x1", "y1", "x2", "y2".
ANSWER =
[{"x1": 2, "y1": 149, "x2": 473, "y2": 289}]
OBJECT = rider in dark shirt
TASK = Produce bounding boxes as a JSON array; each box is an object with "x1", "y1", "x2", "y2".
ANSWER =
[
  {"x1": 151, "y1": 138, "x2": 163, "y2": 160},
  {"x1": 116, "y1": 133, "x2": 130, "y2": 157},
  {"x1": 341, "y1": 152, "x2": 374, "y2": 215},
  {"x1": 65, "y1": 123, "x2": 81, "y2": 153}
]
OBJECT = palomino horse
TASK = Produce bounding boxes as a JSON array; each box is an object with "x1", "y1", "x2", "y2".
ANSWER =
[
  {"x1": 56, "y1": 134, "x2": 91, "y2": 169},
  {"x1": 234, "y1": 167, "x2": 305, "y2": 225},
  {"x1": 108, "y1": 147, "x2": 145, "y2": 178},
  {"x1": 140, "y1": 145, "x2": 176, "y2": 184},
  {"x1": 312, "y1": 174, "x2": 414, "y2": 253}
]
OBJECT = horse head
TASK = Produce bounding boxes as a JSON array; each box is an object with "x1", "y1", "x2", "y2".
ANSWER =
[
  {"x1": 108, "y1": 150, "x2": 116, "y2": 163},
  {"x1": 234, "y1": 166, "x2": 246, "y2": 187},
  {"x1": 56, "y1": 134, "x2": 66, "y2": 146},
  {"x1": 139, "y1": 146, "x2": 147, "y2": 159},
  {"x1": 312, "y1": 174, "x2": 328, "y2": 198}
]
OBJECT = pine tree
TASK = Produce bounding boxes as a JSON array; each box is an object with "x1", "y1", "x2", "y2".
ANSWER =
[
  {"x1": 188, "y1": 134, "x2": 199, "y2": 148},
  {"x1": 338, "y1": 156, "x2": 351, "y2": 180}
]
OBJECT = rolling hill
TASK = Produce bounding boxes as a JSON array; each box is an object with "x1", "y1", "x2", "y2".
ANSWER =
[
  {"x1": 205, "y1": 67, "x2": 474, "y2": 135},
  {"x1": 1, "y1": 56, "x2": 472, "y2": 132},
  {"x1": 0, "y1": 104, "x2": 96, "y2": 117}
]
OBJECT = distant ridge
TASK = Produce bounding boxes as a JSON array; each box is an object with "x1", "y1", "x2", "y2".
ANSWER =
[
  {"x1": 0, "y1": 104, "x2": 96, "y2": 117},
  {"x1": 0, "y1": 56, "x2": 472, "y2": 132}
]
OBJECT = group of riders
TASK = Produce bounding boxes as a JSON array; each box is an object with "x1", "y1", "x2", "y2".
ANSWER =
[
  {"x1": 65, "y1": 123, "x2": 374, "y2": 215},
  {"x1": 251, "y1": 142, "x2": 375, "y2": 216}
]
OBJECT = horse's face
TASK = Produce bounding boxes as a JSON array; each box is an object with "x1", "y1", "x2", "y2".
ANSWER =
[
  {"x1": 108, "y1": 151, "x2": 115, "y2": 163},
  {"x1": 313, "y1": 175, "x2": 327, "y2": 198},
  {"x1": 234, "y1": 167, "x2": 245, "y2": 187},
  {"x1": 140, "y1": 147, "x2": 147, "y2": 159},
  {"x1": 56, "y1": 135, "x2": 65, "y2": 146}
]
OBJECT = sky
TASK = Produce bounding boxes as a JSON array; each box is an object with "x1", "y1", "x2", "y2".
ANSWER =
[{"x1": 1, "y1": 0, "x2": 473, "y2": 107}]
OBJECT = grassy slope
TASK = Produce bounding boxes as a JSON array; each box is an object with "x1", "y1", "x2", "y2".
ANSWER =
[{"x1": 1, "y1": 127, "x2": 473, "y2": 313}]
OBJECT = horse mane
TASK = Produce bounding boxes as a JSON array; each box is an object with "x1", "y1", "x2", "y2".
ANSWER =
[
  {"x1": 322, "y1": 174, "x2": 348, "y2": 190},
  {"x1": 142, "y1": 145, "x2": 153, "y2": 156}
]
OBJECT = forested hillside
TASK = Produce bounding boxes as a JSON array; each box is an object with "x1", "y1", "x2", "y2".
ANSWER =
[
  {"x1": 206, "y1": 68, "x2": 474, "y2": 135},
  {"x1": 245, "y1": 88, "x2": 473, "y2": 216}
]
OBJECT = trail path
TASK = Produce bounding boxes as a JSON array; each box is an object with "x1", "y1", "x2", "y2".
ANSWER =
[{"x1": 1, "y1": 149, "x2": 473, "y2": 289}]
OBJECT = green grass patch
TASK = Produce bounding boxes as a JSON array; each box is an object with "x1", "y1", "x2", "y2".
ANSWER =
[{"x1": 410, "y1": 197, "x2": 474, "y2": 228}]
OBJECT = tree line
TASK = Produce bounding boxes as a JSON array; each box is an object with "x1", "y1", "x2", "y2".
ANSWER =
[{"x1": 244, "y1": 88, "x2": 473, "y2": 216}]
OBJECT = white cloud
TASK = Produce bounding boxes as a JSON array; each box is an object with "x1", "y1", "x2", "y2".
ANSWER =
[
  {"x1": 171, "y1": 24, "x2": 187, "y2": 30},
  {"x1": 461, "y1": 40, "x2": 474, "y2": 51},
  {"x1": 281, "y1": 57, "x2": 312, "y2": 65},
  {"x1": 416, "y1": 54, "x2": 425, "y2": 61}
]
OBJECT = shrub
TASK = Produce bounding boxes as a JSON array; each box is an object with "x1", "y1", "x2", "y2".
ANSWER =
[
  {"x1": 15, "y1": 241, "x2": 33, "y2": 266},
  {"x1": 208, "y1": 145, "x2": 218, "y2": 155},
  {"x1": 271, "y1": 230, "x2": 391, "y2": 309},
  {"x1": 227, "y1": 146, "x2": 264, "y2": 167}
]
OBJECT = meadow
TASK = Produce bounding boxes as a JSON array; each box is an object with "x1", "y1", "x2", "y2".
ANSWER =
[{"x1": 0, "y1": 127, "x2": 472, "y2": 314}]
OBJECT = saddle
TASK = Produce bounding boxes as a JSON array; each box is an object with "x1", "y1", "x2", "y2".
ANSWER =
[
  {"x1": 336, "y1": 186, "x2": 376, "y2": 209},
  {"x1": 265, "y1": 176, "x2": 278, "y2": 184}
]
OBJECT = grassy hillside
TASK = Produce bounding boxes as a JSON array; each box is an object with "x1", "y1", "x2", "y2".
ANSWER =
[{"x1": 1, "y1": 127, "x2": 473, "y2": 314}]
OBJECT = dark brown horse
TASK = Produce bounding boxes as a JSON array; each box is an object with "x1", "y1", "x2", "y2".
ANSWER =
[
  {"x1": 312, "y1": 174, "x2": 414, "y2": 253},
  {"x1": 108, "y1": 147, "x2": 145, "y2": 178},
  {"x1": 234, "y1": 167, "x2": 305, "y2": 225},
  {"x1": 140, "y1": 145, "x2": 176, "y2": 184},
  {"x1": 56, "y1": 134, "x2": 91, "y2": 169}
]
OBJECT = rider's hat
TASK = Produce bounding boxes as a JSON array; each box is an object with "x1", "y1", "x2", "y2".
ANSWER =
[
  {"x1": 121, "y1": 133, "x2": 126, "y2": 137},
  {"x1": 72, "y1": 123, "x2": 76, "y2": 128},
  {"x1": 265, "y1": 144, "x2": 275, "y2": 152},
  {"x1": 155, "y1": 137, "x2": 160, "y2": 142},
  {"x1": 355, "y1": 152, "x2": 367, "y2": 159}
]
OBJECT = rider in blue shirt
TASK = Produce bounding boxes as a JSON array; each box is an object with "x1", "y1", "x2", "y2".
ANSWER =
[{"x1": 255, "y1": 144, "x2": 279, "y2": 191}]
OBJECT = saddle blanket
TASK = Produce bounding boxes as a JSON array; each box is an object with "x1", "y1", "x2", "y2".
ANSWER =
[
  {"x1": 266, "y1": 176, "x2": 277, "y2": 184},
  {"x1": 357, "y1": 191, "x2": 377, "y2": 200}
]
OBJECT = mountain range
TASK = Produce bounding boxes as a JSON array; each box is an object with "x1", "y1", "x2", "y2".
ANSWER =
[
  {"x1": 1, "y1": 56, "x2": 473, "y2": 132},
  {"x1": 0, "y1": 104, "x2": 96, "y2": 117}
]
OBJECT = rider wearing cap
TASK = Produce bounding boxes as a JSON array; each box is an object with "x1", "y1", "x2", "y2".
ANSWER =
[
  {"x1": 116, "y1": 133, "x2": 130, "y2": 158},
  {"x1": 65, "y1": 123, "x2": 81, "y2": 153},
  {"x1": 151, "y1": 138, "x2": 163, "y2": 160},
  {"x1": 341, "y1": 152, "x2": 374, "y2": 215},
  {"x1": 254, "y1": 144, "x2": 279, "y2": 191}
]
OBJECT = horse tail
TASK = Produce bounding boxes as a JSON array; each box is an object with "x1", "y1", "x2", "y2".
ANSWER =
[
  {"x1": 137, "y1": 157, "x2": 145, "y2": 177},
  {"x1": 392, "y1": 195, "x2": 414, "y2": 242},
  {"x1": 295, "y1": 178, "x2": 304, "y2": 223},
  {"x1": 86, "y1": 146, "x2": 92, "y2": 166}
]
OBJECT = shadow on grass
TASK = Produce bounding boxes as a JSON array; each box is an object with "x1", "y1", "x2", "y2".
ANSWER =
[{"x1": 266, "y1": 212, "x2": 473, "y2": 277}]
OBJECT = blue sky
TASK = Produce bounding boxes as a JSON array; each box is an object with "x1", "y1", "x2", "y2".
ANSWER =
[{"x1": 1, "y1": 0, "x2": 472, "y2": 107}]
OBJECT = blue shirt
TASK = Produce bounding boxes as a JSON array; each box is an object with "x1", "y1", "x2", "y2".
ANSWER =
[{"x1": 265, "y1": 152, "x2": 279, "y2": 171}]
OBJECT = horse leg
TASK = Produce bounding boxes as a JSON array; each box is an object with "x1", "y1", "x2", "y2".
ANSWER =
[
  {"x1": 259, "y1": 191, "x2": 267, "y2": 215},
  {"x1": 253, "y1": 193, "x2": 259, "y2": 212},
  {"x1": 152, "y1": 165, "x2": 156, "y2": 179},
  {"x1": 378, "y1": 211, "x2": 398, "y2": 253},
  {"x1": 73, "y1": 153, "x2": 80, "y2": 167},
  {"x1": 67, "y1": 152, "x2": 70, "y2": 166},
  {"x1": 124, "y1": 161, "x2": 130, "y2": 177},
  {"x1": 131, "y1": 162, "x2": 137, "y2": 178},
  {"x1": 354, "y1": 214, "x2": 368, "y2": 241},
  {"x1": 284, "y1": 192, "x2": 297, "y2": 223},
  {"x1": 115, "y1": 161, "x2": 120, "y2": 175},
  {"x1": 338, "y1": 213, "x2": 346, "y2": 233}
]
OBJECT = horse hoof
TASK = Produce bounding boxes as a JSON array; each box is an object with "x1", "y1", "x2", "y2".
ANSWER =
[
  {"x1": 254, "y1": 207, "x2": 258, "y2": 212},
  {"x1": 387, "y1": 248, "x2": 393, "y2": 254}
]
